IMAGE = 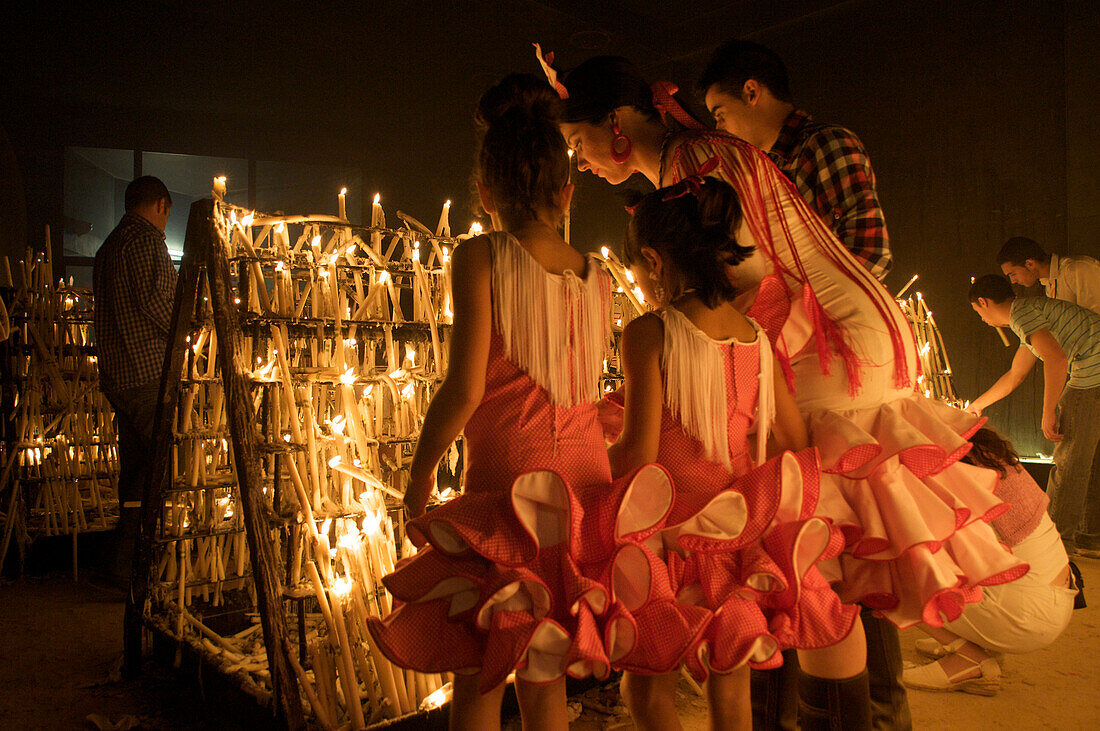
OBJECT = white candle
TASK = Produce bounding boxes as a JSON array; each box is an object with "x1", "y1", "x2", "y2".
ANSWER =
[
  {"x1": 338, "y1": 187, "x2": 348, "y2": 220},
  {"x1": 213, "y1": 176, "x2": 227, "y2": 199},
  {"x1": 435, "y1": 199, "x2": 451, "y2": 237},
  {"x1": 371, "y1": 193, "x2": 383, "y2": 228}
]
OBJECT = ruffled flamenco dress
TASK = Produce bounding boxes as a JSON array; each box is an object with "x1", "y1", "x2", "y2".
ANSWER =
[
  {"x1": 667, "y1": 133, "x2": 1029, "y2": 628},
  {"x1": 599, "y1": 307, "x2": 858, "y2": 681},
  {"x1": 366, "y1": 232, "x2": 701, "y2": 694}
]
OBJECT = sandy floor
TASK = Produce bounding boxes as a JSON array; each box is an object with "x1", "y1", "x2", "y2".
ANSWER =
[{"x1": 1, "y1": 556, "x2": 1097, "y2": 729}]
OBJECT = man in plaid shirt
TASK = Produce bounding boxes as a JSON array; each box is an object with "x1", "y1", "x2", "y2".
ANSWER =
[
  {"x1": 93, "y1": 175, "x2": 176, "y2": 579},
  {"x1": 700, "y1": 39, "x2": 892, "y2": 281}
]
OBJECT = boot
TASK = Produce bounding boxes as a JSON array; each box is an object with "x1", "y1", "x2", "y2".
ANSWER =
[{"x1": 798, "y1": 669, "x2": 872, "y2": 731}]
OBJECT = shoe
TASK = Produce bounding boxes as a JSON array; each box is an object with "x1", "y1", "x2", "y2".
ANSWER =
[
  {"x1": 914, "y1": 638, "x2": 948, "y2": 659},
  {"x1": 902, "y1": 656, "x2": 1001, "y2": 696},
  {"x1": 914, "y1": 638, "x2": 1002, "y2": 663},
  {"x1": 1069, "y1": 561, "x2": 1086, "y2": 609}
]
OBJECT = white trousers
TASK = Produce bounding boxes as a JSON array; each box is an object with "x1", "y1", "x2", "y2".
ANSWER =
[{"x1": 942, "y1": 514, "x2": 1076, "y2": 654}]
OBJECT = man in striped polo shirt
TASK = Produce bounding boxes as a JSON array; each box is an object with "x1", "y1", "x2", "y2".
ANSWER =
[{"x1": 968, "y1": 275, "x2": 1100, "y2": 557}]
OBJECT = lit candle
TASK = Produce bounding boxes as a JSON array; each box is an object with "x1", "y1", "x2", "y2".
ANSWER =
[
  {"x1": 371, "y1": 193, "x2": 383, "y2": 228},
  {"x1": 338, "y1": 187, "x2": 348, "y2": 220},
  {"x1": 565, "y1": 150, "x2": 573, "y2": 244},
  {"x1": 212, "y1": 176, "x2": 227, "y2": 200}
]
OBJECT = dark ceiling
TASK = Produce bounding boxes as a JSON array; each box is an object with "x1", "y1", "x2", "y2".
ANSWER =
[{"x1": 2, "y1": 0, "x2": 880, "y2": 246}]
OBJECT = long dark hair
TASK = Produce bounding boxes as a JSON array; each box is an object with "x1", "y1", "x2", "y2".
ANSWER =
[
  {"x1": 475, "y1": 74, "x2": 569, "y2": 226},
  {"x1": 625, "y1": 178, "x2": 753, "y2": 308},
  {"x1": 961, "y1": 427, "x2": 1021, "y2": 478}
]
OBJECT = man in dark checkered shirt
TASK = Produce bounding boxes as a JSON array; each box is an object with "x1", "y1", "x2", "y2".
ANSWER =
[
  {"x1": 701, "y1": 40, "x2": 906, "y2": 731},
  {"x1": 700, "y1": 39, "x2": 892, "y2": 282},
  {"x1": 93, "y1": 175, "x2": 176, "y2": 579}
]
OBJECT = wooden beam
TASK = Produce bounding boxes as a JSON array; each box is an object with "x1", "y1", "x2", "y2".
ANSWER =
[{"x1": 205, "y1": 203, "x2": 305, "y2": 730}]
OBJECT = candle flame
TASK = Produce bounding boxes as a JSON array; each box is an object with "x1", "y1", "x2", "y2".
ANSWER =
[
  {"x1": 340, "y1": 367, "x2": 355, "y2": 385},
  {"x1": 320, "y1": 518, "x2": 333, "y2": 534},
  {"x1": 625, "y1": 269, "x2": 635, "y2": 283},
  {"x1": 467, "y1": 222, "x2": 483, "y2": 236},
  {"x1": 601, "y1": 246, "x2": 610, "y2": 258},
  {"x1": 274, "y1": 221, "x2": 285, "y2": 233},
  {"x1": 327, "y1": 455, "x2": 342, "y2": 468},
  {"x1": 377, "y1": 270, "x2": 391, "y2": 284},
  {"x1": 339, "y1": 187, "x2": 347, "y2": 196},
  {"x1": 401, "y1": 382, "x2": 416, "y2": 401},
  {"x1": 373, "y1": 193, "x2": 380, "y2": 205},
  {"x1": 240, "y1": 212, "x2": 255, "y2": 226},
  {"x1": 405, "y1": 344, "x2": 416, "y2": 365},
  {"x1": 331, "y1": 576, "x2": 353, "y2": 599},
  {"x1": 421, "y1": 683, "x2": 453, "y2": 710},
  {"x1": 331, "y1": 415, "x2": 346, "y2": 434},
  {"x1": 311, "y1": 235, "x2": 321, "y2": 247}
]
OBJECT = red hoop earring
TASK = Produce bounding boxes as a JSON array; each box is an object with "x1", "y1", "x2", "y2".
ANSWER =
[{"x1": 610, "y1": 121, "x2": 632, "y2": 164}]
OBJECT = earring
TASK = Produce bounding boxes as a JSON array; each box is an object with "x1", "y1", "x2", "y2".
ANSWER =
[
  {"x1": 611, "y1": 119, "x2": 632, "y2": 165},
  {"x1": 647, "y1": 271, "x2": 666, "y2": 305}
]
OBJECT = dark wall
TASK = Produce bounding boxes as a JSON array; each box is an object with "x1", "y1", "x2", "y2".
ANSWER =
[{"x1": 2, "y1": 0, "x2": 1095, "y2": 457}]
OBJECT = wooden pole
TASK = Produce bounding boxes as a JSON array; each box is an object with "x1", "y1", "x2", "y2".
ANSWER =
[
  {"x1": 205, "y1": 201, "x2": 305, "y2": 730},
  {"x1": 125, "y1": 200, "x2": 205, "y2": 678}
]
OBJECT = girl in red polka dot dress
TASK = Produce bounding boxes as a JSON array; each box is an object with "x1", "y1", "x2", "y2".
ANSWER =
[
  {"x1": 605, "y1": 177, "x2": 867, "y2": 729},
  {"x1": 367, "y1": 75, "x2": 681, "y2": 731}
]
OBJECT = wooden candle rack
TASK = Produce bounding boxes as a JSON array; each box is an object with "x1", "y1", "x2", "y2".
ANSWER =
[
  {"x1": 127, "y1": 196, "x2": 463, "y2": 729},
  {"x1": 0, "y1": 241, "x2": 120, "y2": 578}
]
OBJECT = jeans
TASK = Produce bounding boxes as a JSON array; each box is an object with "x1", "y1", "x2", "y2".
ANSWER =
[
  {"x1": 104, "y1": 380, "x2": 161, "y2": 577},
  {"x1": 1046, "y1": 385, "x2": 1100, "y2": 552}
]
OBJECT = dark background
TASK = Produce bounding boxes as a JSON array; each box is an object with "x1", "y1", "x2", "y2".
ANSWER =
[{"x1": 1, "y1": 0, "x2": 1097, "y2": 457}]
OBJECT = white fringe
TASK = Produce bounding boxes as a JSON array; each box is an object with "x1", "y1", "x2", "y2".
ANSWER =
[
  {"x1": 660, "y1": 308, "x2": 774, "y2": 470},
  {"x1": 754, "y1": 328, "x2": 775, "y2": 467},
  {"x1": 490, "y1": 232, "x2": 611, "y2": 407}
]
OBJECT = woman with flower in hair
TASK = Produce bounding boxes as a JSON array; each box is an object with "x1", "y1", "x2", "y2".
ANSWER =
[{"x1": 538, "y1": 50, "x2": 1027, "y2": 729}]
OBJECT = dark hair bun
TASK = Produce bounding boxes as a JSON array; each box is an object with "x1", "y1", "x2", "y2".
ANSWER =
[
  {"x1": 476, "y1": 74, "x2": 563, "y2": 129},
  {"x1": 475, "y1": 74, "x2": 570, "y2": 225}
]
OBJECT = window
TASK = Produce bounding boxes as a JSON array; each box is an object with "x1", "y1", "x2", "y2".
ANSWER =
[{"x1": 62, "y1": 149, "x2": 363, "y2": 283}]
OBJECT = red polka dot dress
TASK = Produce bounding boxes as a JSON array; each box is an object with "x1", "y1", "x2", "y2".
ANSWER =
[
  {"x1": 367, "y1": 233, "x2": 687, "y2": 693},
  {"x1": 604, "y1": 308, "x2": 858, "y2": 680}
]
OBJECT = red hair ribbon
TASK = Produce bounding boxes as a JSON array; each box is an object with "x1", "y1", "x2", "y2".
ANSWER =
[
  {"x1": 533, "y1": 43, "x2": 569, "y2": 99},
  {"x1": 651, "y1": 81, "x2": 705, "y2": 129},
  {"x1": 660, "y1": 157, "x2": 719, "y2": 201}
]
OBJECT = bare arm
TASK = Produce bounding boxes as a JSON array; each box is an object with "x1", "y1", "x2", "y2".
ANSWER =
[
  {"x1": 769, "y1": 356, "x2": 808, "y2": 452},
  {"x1": 607, "y1": 314, "x2": 664, "y2": 479},
  {"x1": 1028, "y1": 328, "x2": 1068, "y2": 442},
  {"x1": 404, "y1": 239, "x2": 493, "y2": 517},
  {"x1": 967, "y1": 346, "x2": 1037, "y2": 414}
]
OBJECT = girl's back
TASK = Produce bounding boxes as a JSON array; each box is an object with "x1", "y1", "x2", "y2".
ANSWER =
[
  {"x1": 650, "y1": 306, "x2": 764, "y2": 523},
  {"x1": 463, "y1": 230, "x2": 612, "y2": 493}
]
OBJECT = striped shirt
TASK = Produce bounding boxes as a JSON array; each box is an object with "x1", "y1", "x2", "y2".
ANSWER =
[
  {"x1": 768, "y1": 110, "x2": 892, "y2": 281},
  {"x1": 1010, "y1": 296, "x2": 1100, "y2": 389},
  {"x1": 93, "y1": 212, "x2": 178, "y2": 392}
]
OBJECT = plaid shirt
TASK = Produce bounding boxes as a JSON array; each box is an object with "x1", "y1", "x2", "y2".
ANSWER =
[
  {"x1": 768, "y1": 110, "x2": 892, "y2": 280},
  {"x1": 93, "y1": 213, "x2": 178, "y2": 392}
]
